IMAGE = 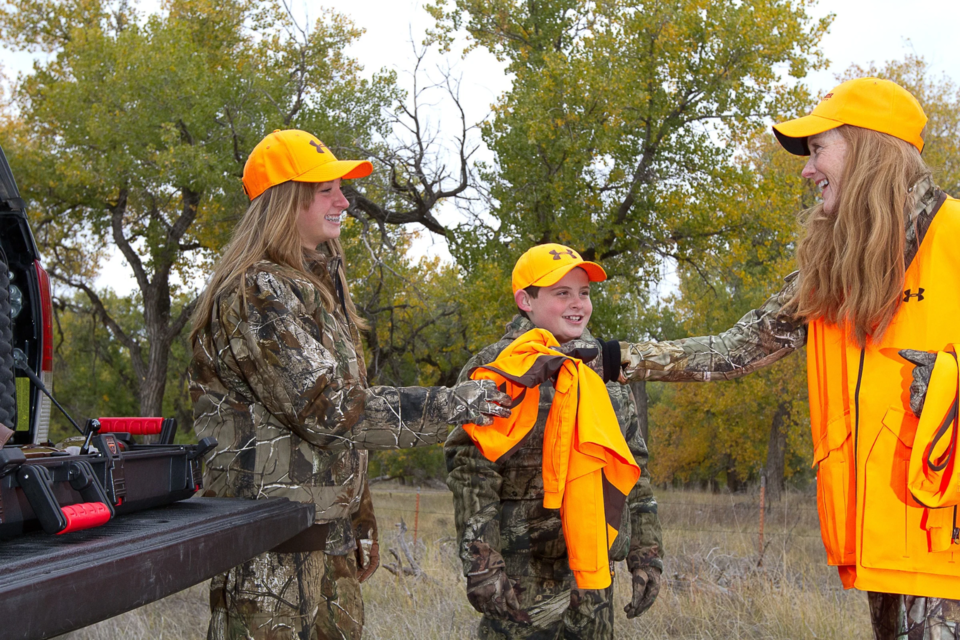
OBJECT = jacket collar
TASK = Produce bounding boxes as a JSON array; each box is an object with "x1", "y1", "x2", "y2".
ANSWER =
[{"x1": 905, "y1": 176, "x2": 946, "y2": 271}]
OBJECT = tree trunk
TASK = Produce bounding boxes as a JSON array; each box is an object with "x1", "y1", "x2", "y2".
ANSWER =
[
  {"x1": 725, "y1": 458, "x2": 745, "y2": 493},
  {"x1": 764, "y1": 401, "x2": 790, "y2": 503},
  {"x1": 630, "y1": 381, "x2": 649, "y2": 445}
]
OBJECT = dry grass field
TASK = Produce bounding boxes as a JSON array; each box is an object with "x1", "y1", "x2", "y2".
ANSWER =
[{"x1": 58, "y1": 486, "x2": 873, "y2": 640}]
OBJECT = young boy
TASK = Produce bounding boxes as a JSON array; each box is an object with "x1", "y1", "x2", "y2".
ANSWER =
[{"x1": 445, "y1": 243, "x2": 663, "y2": 639}]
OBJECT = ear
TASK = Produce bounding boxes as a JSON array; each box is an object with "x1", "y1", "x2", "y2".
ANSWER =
[{"x1": 514, "y1": 289, "x2": 533, "y2": 313}]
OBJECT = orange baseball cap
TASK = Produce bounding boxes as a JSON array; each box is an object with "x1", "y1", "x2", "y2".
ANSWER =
[
  {"x1": 512, "y1": 243, "x2": 607, "y2": 293},
  {"x1": 773, "y1": 78, "x2": 927, "y2": 156},
  {"x1": 242, "y1": 129, "x2": 373, "y2": 200}
]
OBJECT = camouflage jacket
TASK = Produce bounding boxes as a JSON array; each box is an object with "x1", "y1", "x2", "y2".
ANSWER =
[
  {"x1": 191, "y1": 248, "x2": 456, "y2": 554},
  {"x1": 622, "y1": 177, "x2": 944, "y2": 382},
  {"x1": 445, "y1": 316, "x2": 663, "y2": 581}
]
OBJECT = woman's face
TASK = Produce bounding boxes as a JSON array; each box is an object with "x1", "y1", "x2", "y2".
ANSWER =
[
  {"x1": 297, "y1": 179, "x2": 350, "y2": 248},
  {"x1": 802, "y1": 129, "x2": 848, "y2": 215}
]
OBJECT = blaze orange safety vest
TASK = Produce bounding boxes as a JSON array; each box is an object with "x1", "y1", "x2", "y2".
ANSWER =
[{"x1": 808, "y1": 196, "x2": 960, "y2": 598}]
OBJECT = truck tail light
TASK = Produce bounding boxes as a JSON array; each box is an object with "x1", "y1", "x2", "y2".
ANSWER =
[{"x1": 34, "y1": 260, "x2": 53, "y2": 444}]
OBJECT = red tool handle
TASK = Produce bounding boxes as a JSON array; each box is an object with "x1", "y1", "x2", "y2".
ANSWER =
[
  {"x1": 57, "y1": 502, "x2": 112, "y2": 534},
  {"x1": 97, "y1": 417, "x2": 163, "y2": 435}
]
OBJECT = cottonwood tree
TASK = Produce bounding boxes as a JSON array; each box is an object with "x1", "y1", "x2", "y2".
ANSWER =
[
  {"x1": 647, "y1": 131, "x2": 814, "y2": 495},
  {"x1": 428, "y1": 0, "x2": 831, "y2": 286},
  {"x1": 0, "y1": 0, "x2": 398, "y2": 416}
]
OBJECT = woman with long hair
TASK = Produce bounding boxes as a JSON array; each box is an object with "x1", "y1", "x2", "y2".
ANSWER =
[
  {"x1": 617, "y1": 78, "x2": 960, "y2": 638},
  {"x1": 189, "y1": 129, "x2": 510, "y2": 640}
]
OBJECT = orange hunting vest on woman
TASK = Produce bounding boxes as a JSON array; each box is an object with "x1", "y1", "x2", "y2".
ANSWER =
[{"x1": 808, "y1": 195, "x2": 960, "y2": 598}]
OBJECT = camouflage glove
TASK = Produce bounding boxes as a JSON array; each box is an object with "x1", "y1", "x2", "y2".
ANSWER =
[
  {"x1": 443, "y1": 380, "x2": 512, "y2": 426},
  {"x1": 900, "y1": 349, "x2": 937, "y2": 417},
  {"x1": 356, "y1": 540, "x2": 379, "y2": 583},
  {"x1": 625, "y1": 546, "x2": 663, "y2": 619},
  {"x1": 465, "y1": 541, "x2": 531, "y2": 623},
  {"x1": 624, "y1": 565, "x2": 661, "y2": 619}
]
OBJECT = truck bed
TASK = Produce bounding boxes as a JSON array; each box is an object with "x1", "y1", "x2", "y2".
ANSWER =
[{"x1": 0, "y1": 496, "x2": 314, "y2": 639}]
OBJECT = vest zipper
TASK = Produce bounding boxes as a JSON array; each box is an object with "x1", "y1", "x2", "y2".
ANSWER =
[
  {"x1": 953, "y1": 506, "x2": 959, "y2": 543},
  {"x1": 854, "y1": 348, "x2": 866, "y2": 461}
]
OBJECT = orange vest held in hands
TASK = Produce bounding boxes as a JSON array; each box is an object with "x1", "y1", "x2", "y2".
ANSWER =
[
  {"x1": 463, "y1": 329, "x2": 640, "y2": 590},
  {"x1": 808, "y1": 196, "x2": 960, "y2": 598}
]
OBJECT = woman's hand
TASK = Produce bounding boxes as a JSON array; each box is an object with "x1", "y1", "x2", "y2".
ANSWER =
[{"x1": 444, "y1": 380, "x2": 513, "y2": 426}]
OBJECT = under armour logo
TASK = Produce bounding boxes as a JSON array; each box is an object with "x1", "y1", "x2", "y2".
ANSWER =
[
  {"x1": 549, "y1": 249, "x2": 576, "y2": 261},
  {"x1": 903, "y1": 288, "x2": 925, "y2": 302},
  {"x1": 309, "y1": 140, "x2": 326, "y2": 153},
  {"x1": 822, "y1": 92, "x2": 834, "y2": 101}
]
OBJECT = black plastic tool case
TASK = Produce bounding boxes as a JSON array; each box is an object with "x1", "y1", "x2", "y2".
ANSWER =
[{"x1": 0, "y1": 421, "x2": 214, "y2": 539}]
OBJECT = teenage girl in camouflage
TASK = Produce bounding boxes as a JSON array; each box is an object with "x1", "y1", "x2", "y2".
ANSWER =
[{"x1": 188, "y1": 129, "x2": 511, "y2": 640}]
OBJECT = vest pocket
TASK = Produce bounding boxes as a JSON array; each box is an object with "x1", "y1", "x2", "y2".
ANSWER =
[
  {"x1": 860, "y1": 407, "x2": 960, "y2": 573},
  {"x1": 813, "y1": 411, "x2": 856, "y2": 566}
]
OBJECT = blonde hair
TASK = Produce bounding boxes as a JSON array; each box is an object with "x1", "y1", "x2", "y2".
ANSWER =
[
  {"x1": 787, "y1": 125, "x2": 931, "y2": 347},
  {"x1": 190, "y1": 180, "x2": 367, "y2": 346}
]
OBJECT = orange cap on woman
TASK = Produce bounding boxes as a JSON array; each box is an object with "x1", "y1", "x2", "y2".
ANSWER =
[{"x1": 773, "y1": 78, "x2": 927, "y2": 155}]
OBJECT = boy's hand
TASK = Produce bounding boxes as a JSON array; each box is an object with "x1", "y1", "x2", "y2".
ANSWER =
[
  {"x1": 465, "y1": 541, "x2": 531, "y2": 623},
  {"x1": 444, "y1": 380, "x2": 512, "y2": 426},
  {"x1": 624, "y1": 565, "x2": 661, "y2": 619},
  {"x1": 625, "y1": 545, "x2": 662, "y2": 618}
]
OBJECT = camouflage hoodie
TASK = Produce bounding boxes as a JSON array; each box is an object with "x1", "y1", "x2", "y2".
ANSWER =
[
  {"x1": 191, "y1": 246, "x2": 459, "y2": 554},
  {"x1": 445, "y1": 316, "x2": 663, "y2": 581}
]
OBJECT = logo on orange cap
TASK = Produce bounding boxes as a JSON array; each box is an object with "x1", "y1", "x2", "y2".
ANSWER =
[
  {"x1": 512, "y1": 243, "x2": 607, "y2": 293},
  {"x1": 772, "y1": 78, "x2": 927, "y2": 156},
  {"x1": 242, "y1": 130, "x2": 373, "y2": 200}
]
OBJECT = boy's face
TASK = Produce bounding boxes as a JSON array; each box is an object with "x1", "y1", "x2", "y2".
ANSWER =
[{"x1": 515, "y1": 267, "x2": 593, "y2": 343}]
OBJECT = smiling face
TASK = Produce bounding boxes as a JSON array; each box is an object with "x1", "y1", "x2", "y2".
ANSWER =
[
  {"x1": 515, "y1": 267, "x2": 592, "y2": 343},
  {"x1": 297, "y1": 179, "x2": 350, "y2": 248},
  {"x1": 802, "y1": 129, "x2": 849, "y2": 215}
]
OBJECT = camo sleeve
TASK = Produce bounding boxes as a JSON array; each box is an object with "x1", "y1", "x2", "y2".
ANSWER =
[
  {"x1": 622, "y1": 388, "x2": 663, "y2": 571},
  {"x1": 622, "y1": 273, "x2": 807, "y2": 382},
  {"x1": 445, "y1": 351, "x2": 506, "y2": 576},
  {"x1": 215, "y1": 270, "x2": 454, "y2": 450}
]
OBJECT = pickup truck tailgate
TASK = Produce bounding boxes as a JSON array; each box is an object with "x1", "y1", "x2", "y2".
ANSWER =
[{"x1": 0, "y1": 496, "x2": 314, "y2": 639}]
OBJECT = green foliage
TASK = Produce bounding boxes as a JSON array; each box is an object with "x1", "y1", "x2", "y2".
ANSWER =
[
  {"x1": 425, "y1": 0, "x2": 833, "y2": 486},
  {"x1": 367, "y1": 445, "x2": 447, "y2": 484},
  {"x1": 48, "y1": 291, "x2": 196, "y2": 443},
  {"x1": 0, "y1": 0, "x2": 399, "y2": 415},
  {"x1": 434, "y1": 0, "x2": 831, "y2": 304},
  {"x1": 647, "y1": 130, "x2": 815, "y2": 487}
]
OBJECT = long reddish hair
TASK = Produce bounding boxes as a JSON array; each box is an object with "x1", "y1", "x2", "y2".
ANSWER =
[{"x1": 786, "y1": 125, "x2": 931, "y2": 346}]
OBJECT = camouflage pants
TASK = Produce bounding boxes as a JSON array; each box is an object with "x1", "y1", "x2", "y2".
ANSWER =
[
  {"x1": 207, "y1": 549, "x2": 363, "y2": 640},
  {"x1": 869, "y1": 593, "x2": 960, "y2": 640},
  {"x1": 477, "y1": 575, "x2": 614, "y2": 640}
]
